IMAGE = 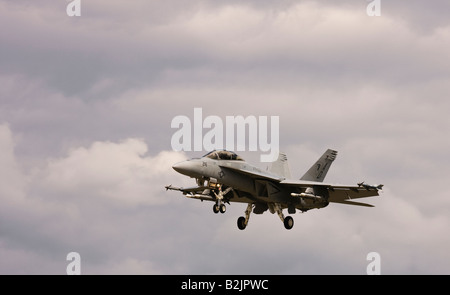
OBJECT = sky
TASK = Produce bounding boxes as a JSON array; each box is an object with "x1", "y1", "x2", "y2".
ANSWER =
[{"x1": 1, "y1": 0, "x2": 450, "y2": 274}]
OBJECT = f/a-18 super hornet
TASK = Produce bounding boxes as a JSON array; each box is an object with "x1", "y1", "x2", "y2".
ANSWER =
[{"x1": 165, "y1": 149, "x2": 382, "y2": 230}]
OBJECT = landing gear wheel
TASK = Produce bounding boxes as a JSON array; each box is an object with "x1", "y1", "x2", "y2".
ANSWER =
[
  {"x1": 213, "y1": 204, "x2": 220, "y2": 214},
  {"x1": 237, "y1": 216, "x2": 247, "y2": 230},
  {"x1": 219, "y1": 204, "x2": 226, "y2": 214},
  {"x1": 284, "y1": 216, "x2": 294, "y2": 230}
]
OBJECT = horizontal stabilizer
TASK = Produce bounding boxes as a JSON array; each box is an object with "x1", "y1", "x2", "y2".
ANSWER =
[{"x1": 331, "y1": 200, "x2": 375, "y2": 207}]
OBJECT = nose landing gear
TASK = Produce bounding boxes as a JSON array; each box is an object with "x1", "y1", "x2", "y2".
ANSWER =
[
  {"x1": 212, "y1": 186, "x2": 232, "y2": 214},
  {"x1": 213, "y1": 203, "x2": 226, "y2": 214}
]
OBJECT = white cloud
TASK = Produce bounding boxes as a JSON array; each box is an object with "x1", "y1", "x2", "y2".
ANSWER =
[
  {"x1": 0, "y1": 124, "x2": 191, "y2": 273},
  {"x1": 40, "y1": 138, "x2": 186, "y2": 207}
]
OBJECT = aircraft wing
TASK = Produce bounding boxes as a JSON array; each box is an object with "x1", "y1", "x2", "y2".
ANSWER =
[
  {"x1": 325, "y1": 185, "x2": 380, "y2": 203},
  {"x1": 217, "y1": 166, "x2": 381, "y2": 204},
  {"x1": 218, "y1": 165, "x2": 284, "y2": 181},
  {"x1": 280, "y1": 180, "x2": 381, "y2": 205}
]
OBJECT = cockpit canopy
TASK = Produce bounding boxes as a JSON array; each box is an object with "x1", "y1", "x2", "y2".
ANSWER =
[{"x1": 203, "y1": 150, "x2": 244, "y2": 161}]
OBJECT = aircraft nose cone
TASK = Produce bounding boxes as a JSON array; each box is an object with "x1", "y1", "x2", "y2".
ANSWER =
[{"x1": 172, "y1": 161, "x2": 192, "y2": 175}]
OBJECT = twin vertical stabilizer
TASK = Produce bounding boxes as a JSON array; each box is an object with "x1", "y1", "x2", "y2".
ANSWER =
[
  {"x1": 270, "y1": 149, "x2": 337, "y2": 182},
  {"x1": 300, "y1": 149, "x2": 337, "y2": 182}
]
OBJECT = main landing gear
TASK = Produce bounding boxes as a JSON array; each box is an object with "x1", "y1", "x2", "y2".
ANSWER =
[
  {"x1": 283, "y1": 216, "x2": 294, "y2": 230},
  {"x1": 273, "y1": 203, "x2": 294, "y2": 230},
  {"x1": 237, "y1": 204, "x2": 253, "y2": 230},
  {"x1": 237, "y1": 203, "x2": 294, "y2": 230}
]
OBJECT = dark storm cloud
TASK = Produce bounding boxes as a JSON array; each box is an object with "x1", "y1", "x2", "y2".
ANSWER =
[{"x1": 2, "y1": 0, "x2": 448, "y2": 97}]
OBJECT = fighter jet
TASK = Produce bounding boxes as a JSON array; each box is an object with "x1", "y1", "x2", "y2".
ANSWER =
[{"x1": 166, "y1": 149, "x2": 382, "y2": 230}]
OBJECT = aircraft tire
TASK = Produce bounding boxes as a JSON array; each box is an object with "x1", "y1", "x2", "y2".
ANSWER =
[
  {"x1": 237, "y1": 216, "x2": 246, "y2": 230},
  {"x1": 213, "y1": 204, "x2": 220, "y2": 214},
  {"x1": 219, "y1": 204, "x2": 226, "y2": 214},
  {"x1": 284, "y1": 216, "x2": 294, "y2": 230}
]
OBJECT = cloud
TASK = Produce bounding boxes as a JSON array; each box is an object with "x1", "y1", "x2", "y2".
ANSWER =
[
  {"x1": 40, "y1": 138, "x2": 186, "y2": 206},
  {"x1": 0, "y1": 123, "x2": 190, "y2": 274},
  {"x1": 0, "y1": 124, "x2": 24, "y2": 197},
  {"x1": 1, "y1": 111, "x2": 450, "y2": 274},
  {"x1": 2, "y1": 0, "x2": 449, "y2": 99},
  {"x1": 1, "y1": 1, "x2": 450, "y2": 274}
]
